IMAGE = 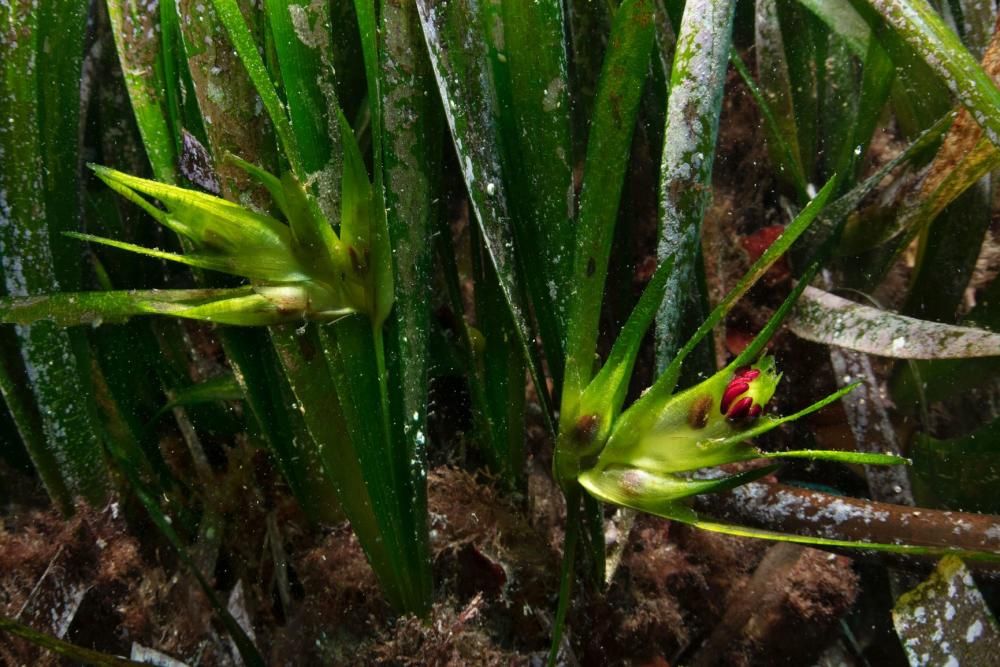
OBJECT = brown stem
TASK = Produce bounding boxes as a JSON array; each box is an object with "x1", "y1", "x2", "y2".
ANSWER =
[{"x1": 692, "y1": 480, "x2": 1000, "y2": 563}]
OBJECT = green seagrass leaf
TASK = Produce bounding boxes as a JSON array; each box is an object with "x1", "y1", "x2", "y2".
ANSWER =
[
  {"x1": 863, "y1": 0, "x2": 1000, "y2": 147},
  {"x1": 67, "y1": 233, "x2": 307, "y2": 284}
]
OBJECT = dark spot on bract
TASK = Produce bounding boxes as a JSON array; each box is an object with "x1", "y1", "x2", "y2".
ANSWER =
[
  {"x1": 687, "y1": 395, "x2": 712, "y2": 430},
  {"x1": 587, "y1": 257, "x2": 596, "y2": 277},
  {"x1": 573, "y1": 413, "x2": 600, "y2": 444}
]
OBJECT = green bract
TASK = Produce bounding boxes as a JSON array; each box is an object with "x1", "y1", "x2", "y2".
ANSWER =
[
  {"x1": 579, "y1": 355, "x2": 905, "y2": 513},
  {"x1": 0, "y1": 156, "x2": 391, "y2": 329}
]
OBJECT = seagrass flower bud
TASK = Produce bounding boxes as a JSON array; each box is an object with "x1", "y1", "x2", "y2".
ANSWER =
[{"x1": 720, "y1": 358, "x2": 778, "y2": 421}]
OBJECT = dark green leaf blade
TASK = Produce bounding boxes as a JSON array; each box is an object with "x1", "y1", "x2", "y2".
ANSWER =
[
  {"x1": 561, "y1": 0, "x2": 656, "y2": 405},
  {"x1": 262, "y1": 0, "x2": 342, "y2": 221},
  {"x1": 378, "y1": 0, "x2": 442, "y2": 612},
  {"x1": 473, "y1": 227, "x2": 527, "y2": 487},
  {"x1": 320, "y1": 316, "x2": 428, "y2": 613},
  {"x1": 417, "y1": 0, "x2": 556, "y2": 432},
  {"x1": 486, "y1": 0, "x2": 575, "y2": 379},
  {"x1": 0, "y1": 1, "x2": 109, "y2": 505}
]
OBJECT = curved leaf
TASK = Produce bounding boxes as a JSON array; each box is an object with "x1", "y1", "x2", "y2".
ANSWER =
[
  {"x1": 866, "y1": 0, "x2": 1000, "y2": 147},
  {"x1": 790, "y1": 286, "x2": 1000, "y2": 358}
]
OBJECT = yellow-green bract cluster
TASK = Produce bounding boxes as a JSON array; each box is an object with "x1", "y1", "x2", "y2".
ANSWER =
[
  {"x1": 581, "y1": 358, "x2": 778, "y2": 497},
  {"x1": 82, "y1": 158, "x2": 391, "y2": 328},
  {"x1": 577, "y1": 356, "x2": 903, "y2": 513}
]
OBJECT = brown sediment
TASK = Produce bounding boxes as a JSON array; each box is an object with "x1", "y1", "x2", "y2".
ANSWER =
[{"x1": 688, "y1": 543, "x2": 858, "y2": 667}]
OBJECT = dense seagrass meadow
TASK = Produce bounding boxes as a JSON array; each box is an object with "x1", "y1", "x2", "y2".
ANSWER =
[{"x1": 5, "y1": 0, "x2": 1000, "y2": 664}]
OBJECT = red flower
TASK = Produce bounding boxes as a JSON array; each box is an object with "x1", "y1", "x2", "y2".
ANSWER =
[{"x1": 720, "y1": 367, "x2": 765, "y2": 421}]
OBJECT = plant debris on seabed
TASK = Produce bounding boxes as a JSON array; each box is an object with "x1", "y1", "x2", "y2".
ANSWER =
[{"x1": 0, "y1": 468, "x2": 864, "y2": 666}]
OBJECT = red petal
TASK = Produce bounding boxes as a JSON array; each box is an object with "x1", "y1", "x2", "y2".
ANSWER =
[
  {"x1": 721, "y1": 381, "x2": 749, "y2": 414},
  {"x1": 726, "y1": 396, "x2": 753, "y2": 420},
  {"x1": 747, "y1": 404, "x2": 762, "y2": 419}
]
